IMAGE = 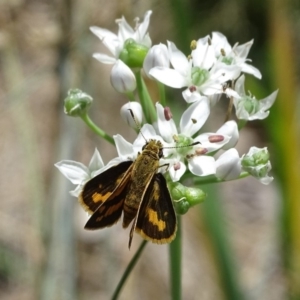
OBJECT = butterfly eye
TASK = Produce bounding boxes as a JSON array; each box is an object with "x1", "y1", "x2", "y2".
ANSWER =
[
  {"x1": 159, "y1": 148, "x2": 164, "y2": 158},
  {"x1": 142, "y1": 142, "x2": 148, "y2": 150}
]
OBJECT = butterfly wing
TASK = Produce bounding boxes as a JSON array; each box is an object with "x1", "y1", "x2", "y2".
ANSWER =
[
  {"x1": 79, "y1": 161, "x2": 133, "y2": 229},
  {"x1": 130, "y1": 173, "x2": 177, "y2": 247}
]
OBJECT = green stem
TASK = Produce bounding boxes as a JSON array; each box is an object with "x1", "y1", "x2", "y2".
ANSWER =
[
  {"x1": 169, "y1": 216, "x2": 182, "y2": 300},
  {"x1": 158, "y1": 82, "x2": 166, "y2": 107},
  {"x1": 182, "y1": 172, "x2": 250, "y2": 185},
  {"x1": 80, "y1": 113, "x2": 115, "y2": 145},
  {"x1": 238, "y1": 119, "x2": 248, "y2": 130},
  {"x1": 111, "y1": 240, "x2": 148, "y2": 300},
  {"x1": 135, "y1": 70, "x2": 157, "y2": 124}
]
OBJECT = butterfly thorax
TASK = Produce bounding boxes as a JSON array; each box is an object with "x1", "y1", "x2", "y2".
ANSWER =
[{"x1": 122, "y1": 139, "x2": 163, "y2": 228}]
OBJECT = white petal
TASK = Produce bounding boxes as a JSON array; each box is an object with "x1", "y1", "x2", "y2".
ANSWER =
[
  {"x1": 143, "y1": 44, "x2": 169, "y2": 78},
  {"x1": 194, "y1": 133, "x2": 230, "y2": 152},
  {"x1": 117, "y1": 15, "x2": 135, "y2": 42},
  {"x1": 120, "y1": 102, "x2": 143, "y2": 127},
  {"x1": 135, "y1": 10, "x2": 152, "y2": 43},
  {"x1": 259, "y1": 176, "x2": 274, "y2": 185},
  {"x1": 149, "y1": 67, "x2": 188, "y2": 88},
  {"x1": 234, "y1": 75, "x2": 246, "y2": 96},
  {"x1": 235, "y1": 40, "x2": 253, "y2": 60},
  {"x1": 169, "y1": 161, "x2": 186, "y2": 182},
  {"x1": 248, "y1": 111, "x2": 269, "y2": 120},
  {"x1": 188, "y1": 156, "x2": 216, "y2": 176},
  {"x1": 217, "y1": 121, "x2": 239, "y2": 149},
  {"x1": 211, "y1": 32, "x2": 232, "y2": 56},
  {"x1": 114, "y1": 134, "x2": 135, "y2": 160},
  {"x1": 180, "y1": 97, "x2": 210, "y2": 136},
  {"x1": 156, "y1": 102, "x2": 178, "y2": 142},
  {"x1": 215, "y1": 148, "x2": 241, "y2": 180},
  {"x1": 70, "y1": 184, "x2": 84, "y2": 197},
  {"x1": 167, "y1": 41, "x2": 190, "y2": 74},
  {"x1": 55, "y1": 161, "x2": 89, "y2": 184},
  {"x1": 192, "y1": 37, "x2": 215, "y2": 69},
  {"x1": 241, "y1": 63, "x2": 262, "y2": 79},
  {"x1": 88, "y1": 148, "x2": 104, "y2": 172},
  {"x1": 110, "y1": 60, "x2": 136, "y2": 93},
  {"x1": 93, "y1": 53, "x2": 116, "y2": 64},
  {"x1": 90, "y1": 26, "x2": 118, "y2": 41},
  {"x1": 260, "y1": 90, "x2": 278, "y2": 110}
]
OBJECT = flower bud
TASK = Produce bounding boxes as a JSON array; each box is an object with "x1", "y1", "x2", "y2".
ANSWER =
[
  {"x1": 168, "y1": 181, "x2": 206, "y2": 214},
  {"x1": 143, "y1": 43, "x2": 169, "y2": 78},
  {"x1": 119, "y1": 38, "x2": 149, "y2": 68},
  {"x1": 110, "y1": 60, "x2": 137, "y2": 93},
  {"x1": 120, "y1": 102, "x2": 143, "y2": 129},
  {"x1": 241, "y1": 147, "x2": 273, "y2": 184},
  {"x1": 217, "y1": 120, "x2": 239, "y2": 149},
  {"x1": 185, "y1": 186, "x2": 206, "y2": 206},
  {"x1": 216, "y1": 148, "x2": 241, "y2": 180},
  {"x1": 64, "y1": 89, "x2": 93, "y2": 117}
]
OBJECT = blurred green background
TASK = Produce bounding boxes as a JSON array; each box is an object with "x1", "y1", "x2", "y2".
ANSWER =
[{"x1": 0, "y1": 0, "x2": 299, "y2": 299}]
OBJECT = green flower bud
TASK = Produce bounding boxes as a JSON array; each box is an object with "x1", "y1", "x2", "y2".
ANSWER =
[
  {"x1": 241, "y1": 147, "x2": 270, "y2": 168},
  {"x1": 119, "y1": 38, "x2": 149, "y2": 68},
  {"x1": 174, "y1": 198, "x2": 190, "y2": 215},
  {"x1": 64, "y1": 89, "x2": 93, "y2": 117},
  {"x1": 168, "y1": 181, "x2": 187, "y2": 200},
  {"x1": 185, "y1": 186, "x2": 207, "y2": 207},
  {"x1": 168, "y1": 181, "x2": 206, "y2": 215},
  {"x1": 241, "y1": 147, "x2": 273, "y2": 185}
]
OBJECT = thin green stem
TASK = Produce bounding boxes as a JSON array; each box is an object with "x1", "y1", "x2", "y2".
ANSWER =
[
  {"x1": 111, "y1": 240, "x2": 148, "y2": 300},
  {"x1": 80, "y1": 113, "x2": 114, "y2": 145},
  {"x1": 224, "y1": 96, "x2": 234, "y2": 122},
  {"x1": 158, "y1": 82, "x2": 166, "y2": 107},
  {"x1": 238, "y1": 119, "x2": 248, "y2": 131},
  {"x1": 126, "y1": 91, "x2": 136, "y2": 102},
  {"x1": 135, "y1": 70, "x2": 156, "y2": 124},
  {"x1": 169, "y1": 216, "x2": 182, "y2": 300},
  {"x1": 181, "y1": 172, "x2": 250, "y2": 185}
]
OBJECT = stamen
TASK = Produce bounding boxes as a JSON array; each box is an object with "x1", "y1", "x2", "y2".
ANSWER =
[
  {"x1": 208, "y1": 135, "x2": 224, "y2": 143},
  {"x1": 195, "y1": 147, "x2": 208, "y2": 155},
  {"x1": 186, "y1": 147, "x2": 208, "y2": 159},
  {"x1": 173, "y1": 162, "x2": 181, "y2": 171},
  {"x1": 221, "y1": 48, "x2": 226, "y2": 56},
  {"x1": 189, "y1": 86, "x2": 197, "y2": 93},
  {"x1": 173, "y1": 135, "x2": 179, "y2": 142},
  {"x1": 187, "y1": 54, "x2": 192, "y2": 61},
  {"x1": 191, "y1": 118, "x2": 197, "y2": 124},
  {"x1": 164, "y1": 107, "x2": 173, "y2": 120},
  {"x1": 190, "y1": 40, "x2": 197, "y2": 50}
]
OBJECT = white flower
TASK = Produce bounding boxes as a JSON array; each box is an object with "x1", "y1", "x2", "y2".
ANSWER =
[
  {"x1": 149, "y1": 40, "x2": 241, "y2": 103},
  {"x1": 90, "y1": 10, "x2": 152, "y2": 65},
  {"x1": 110, "y1": 60, "x2": 137, "y2": 93},
  {"x1": 215, "y1": 148, "x2": 241, "y2": 180},
  {"x1": 211, "y1": 32, "x2": 262, "y2": 79},
  {"x1": 233, "y1": 75, "x2": 278, "y2": 120},
  {"x1": 55, "y1": 149, "x2": 105, "y2": 197},
  {"x1": 156, "y1": 100, "x2": 232, "y2": 181},
  {"x1": 241, "y1": 146, "x2": 273, "y2": 184}
]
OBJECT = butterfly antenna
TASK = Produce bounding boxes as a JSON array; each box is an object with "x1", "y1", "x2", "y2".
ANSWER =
[
  {"x1": 128, "y1": 109, "x2": 147, "y2": 142},
  {"x1": 163, "y1": 141, "x2": 201, "y2": 150}
]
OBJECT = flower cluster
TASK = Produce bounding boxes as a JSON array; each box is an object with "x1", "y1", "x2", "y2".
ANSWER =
[{"x1": 56, "y1": 10, "x2": 277, "y2": 212}]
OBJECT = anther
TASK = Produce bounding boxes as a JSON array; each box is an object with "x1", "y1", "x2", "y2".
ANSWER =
[
  {"x1": 164, "y1": 107, "x2": 173, "y2": 121},
  {"x1": 208, "y1": 135, "x2": 224, "y2": 143}
]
